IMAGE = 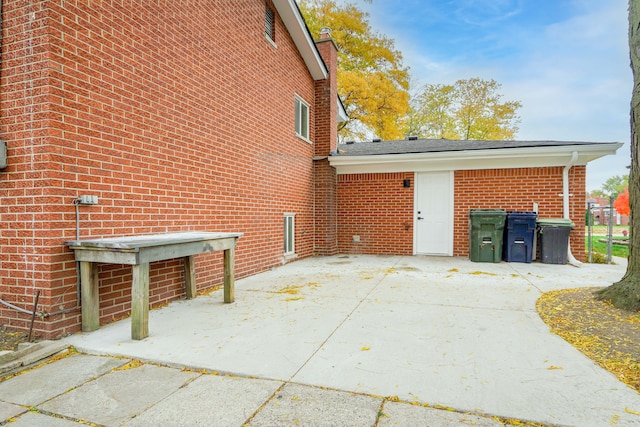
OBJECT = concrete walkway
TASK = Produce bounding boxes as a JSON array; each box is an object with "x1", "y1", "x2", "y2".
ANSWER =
[{"x1": 2, "y1": 255, "x2": 640, "y2": 426}]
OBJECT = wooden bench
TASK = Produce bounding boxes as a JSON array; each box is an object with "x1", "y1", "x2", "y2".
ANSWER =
[{"x1": 66, "y1": 232, "x2": 242, "y2": 340}]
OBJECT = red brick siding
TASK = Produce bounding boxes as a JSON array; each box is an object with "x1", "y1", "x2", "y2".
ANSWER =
[
  {"x1": 0, "y1": 1, "x2": 321, "y2": 337},
  {"x1": 336, "y1": 167, "x2": 586, "y2": 260},
  {"x1": 337, "y1": 173, "x2": 414, "y2": 255},
  {"x1": 454, "y1": 167, "x2": 586, "y2": 260},
  {"x1": 313, "y1": 37, "x2": 338, "y2": 255},
  {"x1": 314, "y1": 159, "x2": 338, "y2": 255}
]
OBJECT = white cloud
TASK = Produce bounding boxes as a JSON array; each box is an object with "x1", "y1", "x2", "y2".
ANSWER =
[
  {"x1": 453, "y1": 0, "x2": 525, "y2": 27},
  {"x1": 360, "y1": 0, "x2": 631, "y2": 189}
]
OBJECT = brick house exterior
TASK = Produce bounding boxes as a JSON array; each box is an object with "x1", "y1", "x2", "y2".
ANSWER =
[
  {"x1": 330, "y1": 140, "x2": 620, "y2": 261},
  {"x1": 0, "y1": 1, "x2": 622, "y2": 339},
  {"x1": 0, "y1": 0, "x2": 340, "y2": 338}
]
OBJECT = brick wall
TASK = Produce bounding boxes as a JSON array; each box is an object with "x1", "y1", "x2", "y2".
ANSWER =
[
  {"x1": 454, "y1": 166, "x2": 586, "y2": 260},
  {"x1": 337, "y1": 172, "x2": 414, "y2": 254},
  {"x1": 313, "y1": 35, "x2": 338, "y2": 255},
  {"x1": 0, "y1": 0, "x2": 322, "y2": 337},
  {"x1": 336, "y1": 166, "x2": 586, "y2": 260}
]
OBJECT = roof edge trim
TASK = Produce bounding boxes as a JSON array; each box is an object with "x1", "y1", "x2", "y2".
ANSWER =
[
  {"x1": 273, "y1": 0, "x2": 328, "y2": 80},
  {"x1": 329, "y1": 143, "x2": 623, "y2": 174}
]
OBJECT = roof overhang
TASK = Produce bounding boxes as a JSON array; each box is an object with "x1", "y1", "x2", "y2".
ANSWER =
[
  {"x1": 273, "y1": 0, "x2": 328, "y2": 81},
  {"x1": 329, "y1": 143, "x2": 623, "y2": 175}
]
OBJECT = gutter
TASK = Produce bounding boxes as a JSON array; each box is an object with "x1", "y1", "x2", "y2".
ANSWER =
[
  {"x1": 328, "y1": 143, "x2": 622, "y2": 175},
  {"x1": 563, "y1": 151, "x2": 582, "y2": 267}
]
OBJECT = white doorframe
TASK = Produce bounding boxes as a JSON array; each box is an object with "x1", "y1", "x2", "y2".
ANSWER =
[{"x1": 413, "y1": 171, "x2": 454, "y2": 256}]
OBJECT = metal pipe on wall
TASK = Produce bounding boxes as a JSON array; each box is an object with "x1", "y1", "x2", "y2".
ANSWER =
[{"x1": 563, "y1": 151, "x2": 582, "y2": 267}]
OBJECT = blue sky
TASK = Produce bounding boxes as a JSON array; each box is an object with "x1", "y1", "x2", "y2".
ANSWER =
[{"x1": 352, "y1": 0, "x2": 631, "y2": 191}]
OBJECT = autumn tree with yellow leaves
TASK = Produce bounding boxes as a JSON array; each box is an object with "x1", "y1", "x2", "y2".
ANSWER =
[
  {"x1": 299, "y1": 0, "x2": 410, "y2": 141},
  {"x1": 407, "y1": 78, "x2": 522, "y2": 140}
]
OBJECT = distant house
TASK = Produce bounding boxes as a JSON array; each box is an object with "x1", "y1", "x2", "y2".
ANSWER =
[
  {"x1": 587, "y1": 197, "x2": 629, "y2": 226},
  {"x1": 0, "y1": 1, "x2": 622, "y2": 339}
]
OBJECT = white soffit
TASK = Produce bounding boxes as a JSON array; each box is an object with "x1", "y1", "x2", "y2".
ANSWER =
[
  {"x1": 329, "y1": 143, "x2": 623, "y2": 175},
  {"x1": 273, "y1": 0, "x2": 328, "y2": 80}
]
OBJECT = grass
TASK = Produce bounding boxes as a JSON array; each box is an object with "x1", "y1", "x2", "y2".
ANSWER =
[
  {"x1": 585, "y1": 235, "x2": 629, "y2": 259},
  {"x1": 583, "y1": 225, "x2": 629, "y2": 261}
]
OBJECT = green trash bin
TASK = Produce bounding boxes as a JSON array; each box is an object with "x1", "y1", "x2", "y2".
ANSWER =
[
  {"x1": 469, "y1": 209, "x2": 507, "y2": 262},
  {"x1": 537, "y1": 218, "x2": 575, "y2": 264}
]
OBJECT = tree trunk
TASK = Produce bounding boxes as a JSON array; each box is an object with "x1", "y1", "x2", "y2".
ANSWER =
[{"x1": 597, "y1": 0, "x2": 640, "y2": 311}]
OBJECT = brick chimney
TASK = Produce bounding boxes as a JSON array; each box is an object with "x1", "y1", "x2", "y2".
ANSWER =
[
  {"x1": 313, "y1": 27, "x2": 339, "y2": 255},
  {"x1": 314, "y1": 27, "x2": 338, "y2": 156}
]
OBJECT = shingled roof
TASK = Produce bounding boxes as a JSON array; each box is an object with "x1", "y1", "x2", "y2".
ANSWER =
[
  {"x1": 334, "y1": 139, "x2": 618, "y2": 156},
  {"x1": 328, "y1": 138, "x2": 623, "y2": 175}
]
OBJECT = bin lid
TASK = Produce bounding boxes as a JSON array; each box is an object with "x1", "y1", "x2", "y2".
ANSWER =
[
  {"x1": 507, "y1": 211, "x2": 537, "y2": 218},
  {"x1": 536, "y1": 218, "x2": 575, "y2": 228},
  {"x1": 469, "y1": 209, "x2": 506, "y2": 216}
]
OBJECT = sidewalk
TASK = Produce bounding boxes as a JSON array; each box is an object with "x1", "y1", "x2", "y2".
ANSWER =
[{"x1": 2, "y1": 255, "x2": 639, "y2": 426}]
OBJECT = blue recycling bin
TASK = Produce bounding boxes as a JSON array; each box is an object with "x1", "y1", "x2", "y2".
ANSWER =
[{"x1": 503, "y1": 212, "x2": 537, "y2": 263}]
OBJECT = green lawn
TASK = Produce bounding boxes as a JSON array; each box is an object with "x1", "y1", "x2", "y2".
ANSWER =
[{"x1": 585, "y1": 235, "x2": 629, "y2": 259}]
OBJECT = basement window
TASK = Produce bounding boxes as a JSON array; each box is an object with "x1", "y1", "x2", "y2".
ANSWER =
[
  {"x1": 295, "y1": 96, "x2": 310, "y2": 141},
  {"x1": 284, "y1": 213, "x2": 295, "y2": 256},
  {"x1": 265, "y1": 4, "x2": 276, "y2": 45}
]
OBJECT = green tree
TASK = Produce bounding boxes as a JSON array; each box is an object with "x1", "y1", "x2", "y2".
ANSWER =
[
  {"x1": 598, "y1": 0, "x2": 640, "y2": 312},
  {"x1": 299, "y1": 0, "x2": 410, "y2": 141},
  {"x1": 408, "y1": 78, "x2": 522, "y2": 140},
  {"x1": 407, "y1": 83, "x2": 458, "y2": 139},
  {"x1": 601, "y1": 174, "x2": 629, "y2": 199}
]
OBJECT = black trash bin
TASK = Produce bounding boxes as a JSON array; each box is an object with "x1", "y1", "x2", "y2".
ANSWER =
[
  {"x1": 469, "y1": 209, "x2": 507, "y2": 262},
  {"x1": 503, "y1": 212, "x2": 537, "y2": 263},
  {"x1": 537, "y1": 218, "x2": 575, "y2": 264}
]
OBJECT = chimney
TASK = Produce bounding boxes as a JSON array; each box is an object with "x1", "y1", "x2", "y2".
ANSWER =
[
  {"x1": 313, "y1": 28, "x2": 339, "y2": 255},
  {"x1": 314, "y1": 28, "x2": 338, "y2": 156},
  {"x1": 319, "y1": 26, "x2": 331, "y2": 39}
]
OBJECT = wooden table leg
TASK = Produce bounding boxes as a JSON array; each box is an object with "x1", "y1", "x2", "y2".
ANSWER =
[
  {"x1": 223, "y1": 248, "x2": 235, "y2": 303},
  {"x1": 80, "y1": 261, "x2": 100, "y2": 332},
  {"x1": 183, "y1": 256, "x2": 196, "y2": 299},
  {"x1": 131, "y1": 263, "x2": 150, "y2": 340}
]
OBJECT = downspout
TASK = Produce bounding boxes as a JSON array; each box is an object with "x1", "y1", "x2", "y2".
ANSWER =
[{"x1": 563, "y1": 151, "x2": 582, "y2": 266}]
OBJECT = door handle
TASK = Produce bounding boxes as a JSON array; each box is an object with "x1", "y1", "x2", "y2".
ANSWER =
[{"x1": 417, "y1": 217, "x2": 424, "y2": 220}]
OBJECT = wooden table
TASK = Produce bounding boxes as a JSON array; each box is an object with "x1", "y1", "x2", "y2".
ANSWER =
[{"x1": 66, "y1": 232, "x2": 242, "y2": 340}]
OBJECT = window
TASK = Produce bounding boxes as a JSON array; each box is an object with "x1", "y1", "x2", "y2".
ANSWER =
[
  {"x1": 295, "y1": 96, "x2": 309, "y2": 141},
  {"x1": 265, "y1": 4, "x2": 275, "y2": 42},
  {"x1": 284, "y1": 213, "x2": 295, "y2": 255}
]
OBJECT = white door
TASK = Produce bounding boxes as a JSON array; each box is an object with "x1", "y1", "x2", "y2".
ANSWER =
[{"x1": 414, "y1": 171, "x2": 453, "y2": 255}]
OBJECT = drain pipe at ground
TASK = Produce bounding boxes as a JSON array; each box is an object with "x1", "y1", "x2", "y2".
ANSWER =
[{"x1": 563, "y1": 151, "x2": 582, "y2": 267}]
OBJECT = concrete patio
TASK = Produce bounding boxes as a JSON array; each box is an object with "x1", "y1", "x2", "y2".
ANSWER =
[{"x1": 59, "y1": 254, "x2": 640, "y2": 426}]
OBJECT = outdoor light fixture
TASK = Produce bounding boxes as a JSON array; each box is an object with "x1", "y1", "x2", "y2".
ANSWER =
[{"x1": 403, "y1": 179, "x2": 411, "y2": 188}]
